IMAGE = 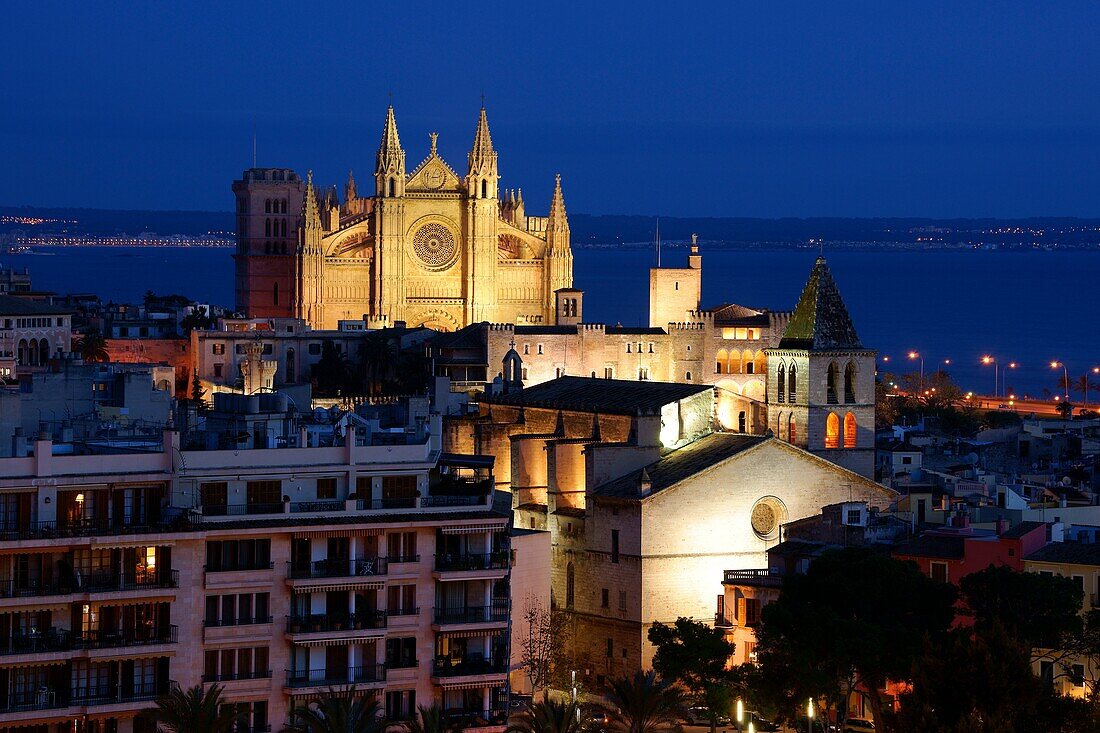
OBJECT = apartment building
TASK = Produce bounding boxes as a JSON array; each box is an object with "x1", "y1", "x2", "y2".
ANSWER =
[{"x1": 0, "y1": 397, "x2": 511, "y2": 733}]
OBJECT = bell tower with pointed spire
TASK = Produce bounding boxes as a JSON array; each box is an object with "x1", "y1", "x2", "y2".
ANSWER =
[
  {"x1": 466, "y1": 106, "x2": 500, "y2": 323},
  {"x1": 764, "y1": 257, "x2": 876, "y2": 478},
  {"x1": 544, "y1": 174, "x2": 574, "y2": 321},
  {"x1": 296, "y1": 171, "x2": 325, "y2": 327},
  {"x1": 373, "y1": 105, "x2": 408, "y2": 323}
]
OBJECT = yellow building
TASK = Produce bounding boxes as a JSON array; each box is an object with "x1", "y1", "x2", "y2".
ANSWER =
[{"x1": 235, "y1": 106, "x2": 573, "y2": 331}]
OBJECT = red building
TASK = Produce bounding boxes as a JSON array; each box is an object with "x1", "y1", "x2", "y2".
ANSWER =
[{"x1": 892, "y1": 519, "x2": 1047, "y2": 585}]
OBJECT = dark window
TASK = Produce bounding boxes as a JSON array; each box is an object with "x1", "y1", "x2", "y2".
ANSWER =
[
  {"x1": 606, "y1": 638, "x2": 613, "y2": 657},
  {"x1": 566, "y1": 562, "x2": 575, "y2": 609},
  {"x1": 601, "y1": 588, "x2": 609, "y2": 608},
  {"x1": 317, "y1": 478, "x2": 337, "y2": 500},
  {"x1": 611, "y1": 530, "x2": 620, "y2": 563}
]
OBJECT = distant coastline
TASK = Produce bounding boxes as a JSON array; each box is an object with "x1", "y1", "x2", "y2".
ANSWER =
[{"x1": 3, "y1": 204, "x2": 1100, "y2": 251}]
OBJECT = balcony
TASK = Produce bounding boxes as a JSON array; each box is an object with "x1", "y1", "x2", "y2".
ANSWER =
[
  {"x1": 0, "y1": 689, "x2": 69, "y2": 713},
  {"x1": 285, "y1": 664, "x2": 386, "y2": 688},
  {"x1": 204, "y1": 615, "x2": 273, "y2": 628},
  {"x1": 286, "y1": 611, "x2": 386, "y2": 634},
  {"x1": 444, "y1": 708, "x2": 508, "y2": 728},
  {"x1": 433, "y1": 604, "x2": 509, "y2": 626},
  {"x1": 355, "y1": 497, "x2": 416, "y2": 511},
  {"x1": 73, "y1": 686, "x2": 167, "y2": 707},
  {"x1": 202, "y1": 503, "x2": 284, "y2": 517},
  {"x1": 714, "y1": 614, "x2": 733, "y2": 629},
  {"x1": 287, "y1": 558, "x2": 387, "y2": 580},
  {"x1": 0, "y1": 628, "x2": 73, "y2": 655},
  {"x1": 75, "y1": 625, "x2": 178, "y2": 649},
  {"x1": 721, "y1": 569, "x2": 784, "y2": 588},
  {"x1": 432, "y1": 655, "x2": 507, "y2": 678},
  {"x1": 205, "y1": 562, "x2": 274, "y2": 573},
  {"x1": 290, "y1": 500, "x2": 345, "y2": 513},
  {"x1": 434, "y1": 553, "x2": 509, "y2": 573},
  {"x1": 202, "y1": 670, "x2": 273, "y2": 683},
  {"x1": 0, "y1": 570, "x2": 179, "y2": 599},
  {"x1": 0, "y1": 517, "x2": 187, "y2": 541}
]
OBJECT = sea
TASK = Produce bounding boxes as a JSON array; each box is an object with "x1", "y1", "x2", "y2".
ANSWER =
[{"x1": 5, "y1": 245, "x2": 1097, "y2": 397}]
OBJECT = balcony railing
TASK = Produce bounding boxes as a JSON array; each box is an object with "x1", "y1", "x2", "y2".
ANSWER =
[
  {"x1": 434, "y1": 552, "x2": 509, "y2": 572},
  {"x1": 355, "y1": 497, "x2": 417, "y2": 510},
  {"x1": 286, "y1": 611, "x2": 387, "y2": 634},
  {"x1": 721, "y1": 569, "x2": 783, "y2": 587},
  {"x1": 73, "y1": 686, "x2": 167, "y2": 707},
  {"x1": 285, "y1": 664, "x2": 386, "y2": 687},
  {"x1": 432, "y1": 655, "x2": 507, "y2": 677},
  {"x1": 420, "y1": 494, "x2": 487, "y2": 508},
  {"x1": 205, "y1": 562, "x2": 274, "y2": 573},
  {"x1": 286, "y1": 558, "x2": 387, "y2": 580},
  {"x1": 0, "y1": 570, "x2": 179, "y2": 598},
  {"x1": 387, "y1": 554, "x2": 420, "y2": 564},
  {"x1": 443, "y1": 708, "x2": 508, "y2": 727},
  {"x1": 0, "y1": 518, "x2": 190, "y2": 541},
  {"x1": 0, "y1": 628, "x2": 73, "y2": 655},
  {"x1": 202, "y1": 503, "x2": 284, "y2": 517},
  {"x1": 386, "y1": 658, "x2": 419, "y2": 670},
  {"x1": 714, "y1": 614, "x2": 733, "y2": 629},
  {"x1": 433, "y1": 604, "x2": 509, "y2": 625},
  {"x1": 387, "y1": 606, "x2": 420, "y2": 617},
  {"x1": 202, "y1": 669, "x2": 273, "y2": 683},
  {"x1": 0, "y1": 689, "x2": 66, "y2": 713},
  {"x1": 74, "y1": 625, "x2": 178, "y2": 649},
  {"x1": 290, "y1": 500, "x2": 344, "y2": 513},
  {"x1": 204, "y1": 615, "x2": 273, "y2": 628}
]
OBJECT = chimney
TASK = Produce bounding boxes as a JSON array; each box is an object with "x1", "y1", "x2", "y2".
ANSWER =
[{"x1": 639, "y1": 467, "x2": 653, "y2": 497}]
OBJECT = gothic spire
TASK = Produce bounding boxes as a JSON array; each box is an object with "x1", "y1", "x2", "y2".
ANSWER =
[
  {"x1": 778, "y1": 257, "x2": 862, "y2": 350},
  {"x1": 345, "y1": 169, "x2": 357, "y2": 201},
  {"x1": 469, "y1": 106, "x2": 496, "y2": 166},
  {"x1": 303, "y1": 171, "x2": 320, "y2": 230},
  {"x1": 376, "y1": 105, "x2": 404, "y2": 175},
  {"x1": 548, "y1": 174, "x2": 569, "y2": 235}
]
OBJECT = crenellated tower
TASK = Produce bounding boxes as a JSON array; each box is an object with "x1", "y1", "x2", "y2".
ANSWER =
[
  {"x1": 544, "y1": 174, "x2": 573, "y2": 320},
  {"x1": 466, "y1": 107, "x2": 500, "y2": 323},
  {"x1": 296, "y1": 171, "x2": 325, "y2": 327},
  {"x1": 373, "y1": 105, "x2": 407, "y2": 323}
]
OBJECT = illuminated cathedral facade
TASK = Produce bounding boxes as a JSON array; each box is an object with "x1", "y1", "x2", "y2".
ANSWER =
[{"x1": 233, "y1": 106, "x2": 573, "y2": 331}]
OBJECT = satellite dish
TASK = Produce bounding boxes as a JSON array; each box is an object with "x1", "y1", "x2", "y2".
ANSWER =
[
  {"x1": 1062, "y1": 476, "x2": 1073, "y2": 487},
  {"x1": 965, "y1": 452, "x2": 979, "y2": 465}
]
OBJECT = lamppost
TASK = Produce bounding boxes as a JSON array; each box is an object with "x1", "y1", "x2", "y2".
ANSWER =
[
  {"x1": 807, "y1": 698, "x2": 815, "y2": 733},
  {"x1": 1051, "y1": 361, "x2": 1070, "y2": 401},
  {"x1": 735, "y1": 698, "x2": 743, "y2": 732},
  {"x1": 981, "y1": 356, "x2": 998, "y2": 398},
  {"x1": 908, "y1": 351, "x2": 924, "y2": 393}
]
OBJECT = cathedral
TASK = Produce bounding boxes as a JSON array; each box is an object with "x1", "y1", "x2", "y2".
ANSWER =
[{"x1": 233, "y1": 106, "x2": 573, "y2": 331}]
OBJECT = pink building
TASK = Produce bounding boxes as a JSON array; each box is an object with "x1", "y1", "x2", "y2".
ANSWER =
[{"x1": 0, "y1": 411, "x2": 511, "y2": 733}]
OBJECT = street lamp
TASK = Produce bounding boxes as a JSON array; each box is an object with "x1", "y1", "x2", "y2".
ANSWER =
[
  {"x1": 807, "y1": 698, "x2": 815, "y2": 733},
  {"x1": 736, "y1": 699, "x2": 744, "y2": 732},
  {"x1": 909, "y1": 351, "x2": 924, "y2": 393},
  {"x1": 981, "y1": 356, "x2": 998, "y2": 398},
  {"x1": 1051, "y1": 361, "x2": 1070, "y2": 401}
]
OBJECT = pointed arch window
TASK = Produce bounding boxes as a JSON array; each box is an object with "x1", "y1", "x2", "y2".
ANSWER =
[
  {"x1": 280, "y1": 219, "x2": 287, "y2": 237},
  {"x1": 788, "y1": 364, "x2": 797, "y2": 403},
  {"x1": 566, "y1": 562, "x2": 575, "y2": 609},
  {"x1": 264, "y1": 199, "x2": 271, "y2": 213},
  {"x1": 777, "y1": 363, "x2": 786, "y2": 403},
  {"x1": 844, "y1": 412, "x2": 857, "y2": 449},
  {"x1": 738, "y1": 411, "x2": 746, "y2": 433},
  {"x1": 273, "y1": 282, "x2": 279, "y2": 306},
  {"x1": 827, "y1": 362, "x2": 840, "y2": 404},
  {"x1": 264, "y1": 218, "x2": 271, "y2": 237},
  {"x1": 844, "y1": 362, "x2": 857, "y2": 404},
  {"x1": 788, "y1": 414, "x2": 796, "y2": 444},
  {"x1": 825, "y1": 412, "x2": 840, "y2": 449},
  {"x1": 481, "y1": 180, "x2": 487, "y2": 199},
  {"x1": 716, "y1": 349, "x2": 727, "y2": 375},
  {"x1": 388, "y1": 178, "x2": 395, "y2": 197}
]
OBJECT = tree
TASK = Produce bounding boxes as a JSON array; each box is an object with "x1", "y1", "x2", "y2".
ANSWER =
[
  {"x1": 179, "y1": 306, "x2": 216, "y2": 333},
  {"x1": 959, "y1": 565, "x2": 1083, "y2": 651},
  {"x1": 886, "y1": 624, "x2": 1061, "y2": 733},
  {"x1": 404, "y1": 703, "x2": 454, "y2": 733},
  {"x1": 506, "y1": 699, "x2": 583, "y2": 733},
  {"x1": 189, "y1": 370, "x2": 208, "y2": 413},
  {"x1": 1057, "y1": 400, "x2": 1075, "y2": 420},
  {"x1": 648, "y1": 617, "x2": 738, "y2": 733},
  {"x1": 753, "y1": 547, "x2": 956, "y2": 726},
  {"x1": 602, "y1": 670, "x2": 689, "y2": 733},
  {"x1": 145, "y1": 683, "x2": 243, "y2": 733},
  {"x1": 75, "y1": 328, "x2": 109, "y2": 362},
  {"x1": 520, "y1": 596, "x2": 573, "y2": 694},
  {"x1": 313, "y1": 340, "x2": 353, "y2": 396},
  {"x1": 283, "y1": 687, "x2": 387, "y2": 733}
]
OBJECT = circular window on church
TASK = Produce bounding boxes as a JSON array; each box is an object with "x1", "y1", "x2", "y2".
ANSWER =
[
  {"x1": 750, "y1": 496, "x2": 787, "y2": 540},
  {"x1": 412, "y1": 221, "x2": 458, "y2": 271}
]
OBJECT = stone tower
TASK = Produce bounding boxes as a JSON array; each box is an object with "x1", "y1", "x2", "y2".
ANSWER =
[
  {"x1": 373, "y1": 105, "x2": 407, "y2": 324},
  {"x1": 544, "y1": 174, "x2": 573, "y2": 320},
  {"x1": 466, "y1": 107, "x2": 500, "y2": 324},
  {"x1": 296, "y1": 172, "x2": 325, "y2": 327},
  {"x1": 231, "y1": 168, "x2": 304, "y2": 317},
  {"x1": 765, "y1": 257, "x2": 876, "y2": 478}
]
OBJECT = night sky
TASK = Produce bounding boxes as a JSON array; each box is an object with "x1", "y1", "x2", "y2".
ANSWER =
[{"x1": 3, "y1": 2, "x2": 1099, "y2": 217}]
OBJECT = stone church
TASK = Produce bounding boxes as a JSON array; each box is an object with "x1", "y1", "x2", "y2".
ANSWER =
[{"x1": 233, "y1": 106, "x2": 573, "y2": 331}]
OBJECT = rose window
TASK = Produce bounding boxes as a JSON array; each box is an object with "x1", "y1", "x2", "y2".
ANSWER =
[{"x1": 412, "y1": 222, "x2": 457, "y2": 270}]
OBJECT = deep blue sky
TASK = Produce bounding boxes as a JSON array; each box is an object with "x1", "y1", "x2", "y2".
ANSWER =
[{"x1": 3, "y1": 2, "x2": 1099, "y2": 218}]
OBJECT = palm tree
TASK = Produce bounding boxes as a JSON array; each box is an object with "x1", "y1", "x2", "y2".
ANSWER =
[
  {"x1": 145, "y1": 683, "x2": 243, "y2": 733},
  {"x1": 506, "y1": 698, "x2": 582, "y2": 733},
  {"x1": 283, "y1": 688, "x2": 386, "y2": 733},
  {"x1": 404, "y1": 703, "x2": 453, "y2": 733},
  {"x1": 604, "y1": 670, "x2": 689, "y2": 733},
  {"x1": 75, "y1": 328, "x2": 109, "y2": 362}
]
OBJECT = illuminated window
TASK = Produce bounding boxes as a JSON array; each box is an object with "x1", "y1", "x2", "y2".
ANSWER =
[
  {"x1": 843, "y1": 412, "x2": 857, "y2": 448},
  {"x1": 716, "y1": 349, "x2": 727, "y2": 374},
  {"x1": 788, "y1": 415, "x2": 796, "y2": 443},
  {"x1": 825, "y1": 413, "x2": 840, "y2": 449}
]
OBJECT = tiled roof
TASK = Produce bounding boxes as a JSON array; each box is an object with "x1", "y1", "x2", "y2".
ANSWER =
[
  {"x1": 0, "y1": 294, "x2": 71, "y2": 316},
  {"x1": 778, "y1": 257, "x2": 862, "y2": 350},
  {"x1": 707, "y1": 303, "x2": 770, "y2": 326},
  {"x1": 482, "y1": 376, "x2": 712, "y2": 415},
  {"x1": 591, "y1": 433, "x2": 767, "y2": 500},
  {"x1": 892, "y1": 534, "x2": 966, "y2": 560},
  {"x1": 999, "y1": 520, "x2": 1046, "y2": 539},
  {"x1": 1026, "y1": 542, "x2": 1100, "y2": 566}
]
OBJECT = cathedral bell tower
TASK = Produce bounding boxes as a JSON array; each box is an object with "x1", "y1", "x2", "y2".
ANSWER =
[
  {"x1": 296, "y1": 172, "x2": 325, "y2": 326},
  {"x1": 373, "y1": 105, "x2": 407, "y2": 324},
  {"x1": 765, "y1": 257, "x2": 876, "y2": 479},
  {"x1": 466, "y1": 107, "x2": 500, "y2": 323},
  {"x1": 544, "y1": 174, "x2": 573, "y2": 322}
]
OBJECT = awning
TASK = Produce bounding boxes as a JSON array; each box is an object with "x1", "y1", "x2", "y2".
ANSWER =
[
  {"x1": 439, "y1": 453, "x2": 495, "y2": 469},
  {"x1": 437, "y1": 630, "x2": 498, "y2": 639},
  {"x1": 295, "y1": 581, "x2": 384, "y2": 593},
  {"x1": 90, "y1": 540, "x2": 175, "y2": 550},
  {"x1": 291, "y1": 635, "x2": 383, "y2": 647},
  {"x1": 441, "y1": 524, "x2": 505, "y2": 535},
  {"x1": 437, "y1": 679, "x2": 498, "y2": 690},
  {"x1": 292, "y1": 529, "x2": 383, "y2": 539}
]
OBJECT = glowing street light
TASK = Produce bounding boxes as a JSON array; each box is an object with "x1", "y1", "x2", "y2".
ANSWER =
[
  {"x1": 1051, "y1": 361, "x2": 1070, "y2": 401},
  {"x1": 981, "y1": 356, "x2": 1000, "y2": 397},
  {"x1": 909, "y1": 351, "x2": 924, "y2": 392},
  {"x1": 806, "y1": 699, "x2": 815, "y2": 733},
  {"x1": 736, "y1": 699, "x2": 744, "y2": 731}
]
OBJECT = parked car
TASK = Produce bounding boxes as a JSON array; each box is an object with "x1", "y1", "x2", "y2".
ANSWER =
[
  {"x1": 744, "y1": 712, "x2": 779, "y2": 732},
  {"x1": 684, "y1": 706, "x2": 730, "y2": 726},
  {"x1": 842, "y1": 719, "x2": 875, "y2": 733}
]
